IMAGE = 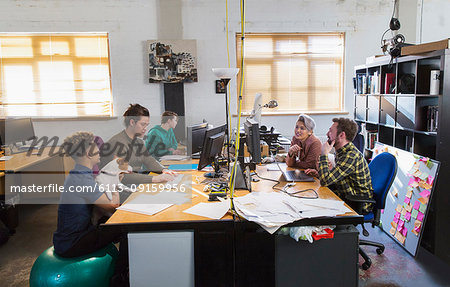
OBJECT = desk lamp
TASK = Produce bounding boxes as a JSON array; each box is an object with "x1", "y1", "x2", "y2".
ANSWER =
[
  {"x1": 249, "y1": 92, "x2": 278, "y2": 124},
  {"x1": 212, "y1": 68, "x2": 239, "y2": 166}
]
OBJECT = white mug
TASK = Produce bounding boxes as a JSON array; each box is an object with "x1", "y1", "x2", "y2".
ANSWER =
[{"x1": 430, "y1": 70, "x2": 440, "y2": 95}]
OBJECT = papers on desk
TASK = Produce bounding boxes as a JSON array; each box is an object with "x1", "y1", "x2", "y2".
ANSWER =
[
  {"x1": 266, "y1": 162, "x2": 285, "y2": 171},
  {"x1": 159, "y1": 154, "x2": 190, "y2": 161},
  {"x1": 233, "y1": 192, "x2": 352, "y2": 234},
  {"x1": 183, "y1": 199, "x2": 230, "y2": 220},
  {"x1": 116, "y1": 193, "x2": 173, "y2": 216},
  {"x1": 117, "y1": 202, "x2": 173, "y2": 216},
  {"x1": 0, "y1": 156, "x2": 13, "y2": 161}
]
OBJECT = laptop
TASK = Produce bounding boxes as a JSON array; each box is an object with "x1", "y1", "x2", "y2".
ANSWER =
[{"x1": 277, "y1": 163, "x2": 315, "y2": 182}]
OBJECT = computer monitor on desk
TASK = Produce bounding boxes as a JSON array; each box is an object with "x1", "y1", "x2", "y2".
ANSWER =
[
  {"x1": 0, "y1": 118, "x2": 36, "y2": 153},
  {"x1": 244, "y1": 118, "x2": 261, "y2": 164},
  {"x1": 186, "y1": 122, "x2": 208, "y2": 158},
  {"x1": 197, "y1": 124, "x2": 226, "y2": 176}
]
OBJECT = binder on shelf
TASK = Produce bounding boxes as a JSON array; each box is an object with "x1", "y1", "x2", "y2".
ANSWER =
[
  {"x1": 366, "y1": 131, "x2": 378, "y2": 150},
  {"x1": 385, "y1": 73, "x2": 395, "y2": 94}
]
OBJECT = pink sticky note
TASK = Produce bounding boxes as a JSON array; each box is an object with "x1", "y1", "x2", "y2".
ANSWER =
[
  {"x1": 397, "y1": 224, "x2": 403, "y2": 232},
  {"x1": 417, "y1": 211, "x2": 424, "y2": 222},
  {"x1": 405, "y1": 212, "x2": 411, "y2": 221},
  {"x1": 402, "y1": 227, "x2": 408, "y2": 237},
  {"x1": 427, "y1": 175, "x2": 434, "y2": 186},
  {"x1": 413, "y1": 201, "x2": 420, "y2": 210},
  {"x1": 419, "y1": 190, "x2": 431, "y2": 199},
  {"x1": 404, "y1": 197, "x2": 410, "y2": 204},
  {"x1": 420, "y1": 157, "x2": 429, "y2": 163},
  {"x1": 414, "y1": 225, "x2": 421, "y2": 233},
  {"x1": 408, "y1": 178, "x2": 416, "y2": 186},
  {"x1": 398, "y1": 220, "x2": 405, "y2": 227},
  {"x1": 393, "y1": 217, "x2": 399, "y2": 224},
  {"x1": 394, "y1": 211, "x2": 401, "y2": 219}
]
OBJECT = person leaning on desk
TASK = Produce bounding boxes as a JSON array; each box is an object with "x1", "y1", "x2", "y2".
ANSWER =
[
  {"x1": 53, "y1": 132, "x2": 129, "y2": 286},
  {"x1": 100, "y1": 104, "x2": 176, "y2": 185},
  {"x1": 306, "y1": 117, "x2": 374, "y2": 214},
  {"x1": 285, "y1": 114, "x2": 321, "y2": 169}
]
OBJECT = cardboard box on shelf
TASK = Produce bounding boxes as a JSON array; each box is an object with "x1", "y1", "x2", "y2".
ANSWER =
[{"x1": 401, "y1": 39, "x2": 450, "y2": 56}]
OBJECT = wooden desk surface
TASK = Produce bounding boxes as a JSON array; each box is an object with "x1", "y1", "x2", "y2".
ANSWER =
[
  {"x1": 105, "y1": 162, "x2": 361, "y2": 227},
  {"x1": 0, "y1": 146, "x2": 61, "y2": 172}
]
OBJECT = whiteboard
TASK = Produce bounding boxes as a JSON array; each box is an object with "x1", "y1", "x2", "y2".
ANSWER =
[{"x1": 372, "y1": 143, "x2": 440, "y2": 256}]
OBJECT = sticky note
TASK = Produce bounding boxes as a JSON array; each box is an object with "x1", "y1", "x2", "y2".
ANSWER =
[
  {"x1": 395, "y1": 232, "x2": 406, "y2": 245},
  {"x1": 391, "y1": 221, "x2": 398, "y2": 228},
  {"x1": 396, "y1": 205, "x2": 402, "y2": 213},
  {"x1": 390, "y1": 226, "x2": 396, "y2": 235},
  {"x1": 392, "y1": 187, "x2": 398, "y2": 198},
  {"x1": 427, "y1": 175, "x2": 434, "y2": 186},
  {"x1": 404, "y1": 197, "x2": 410, "y2": 204},
  {"x1": 401, "y1": 227, "x2": 408, "y2": 237},
  {"x1": 400, "y1": 214, "x2": 405, "y2": 221},
  {"x1": 412, "y1": 228, "x2": 419, "y2": 236},
  {"x1": 406, "y1": 189, "x2": 413, "y2": 199},
  {"x1": 397, "y1": 224, "x2": 403, "y2": 232},
  {"x1": 394, "y1": 211, "x2": 401, "y2": 219},
  {"x1": 410, "y1": 181, "x2": 419, "y2": 188},
  {"x1": 413, "y1": 201, "x2": 420, "y2": 210},
  {"x1": 426, "y1": 160, "x2": 434, "y2": 169},
  {"x1": 398, "y1": 220, "x2": 404, "y2": 227},
  {"x1": 405, "y1": 203, "x2": 413, "y2": 213},
  {"x1": 419, "y1": 203, "x2": 427, "y2": 214},
  {"x1": 414, "y1": 220, "x2": 421, "y2": 229},
  {"x1": 417, "y1": 211, "x2": 424, "y2": 222},
  {"x1": 418, "y1": 196, "x2": 429, "y2": 205},
  {"x1": 405, "y1": 212, "x2": 411, "y2": 221},
  {"x1": 401, "y1": 208, "x2": 407, "y2": 217},
  {"x1": 411, "y1": 209, "x2": 419, "y2": 219},
  {"x1": 419, "y1": 190, "x2": 431, "y2": 199},
  {"x1": 419, "y1": 157, "x2": 429, "y2": 163},
  {"x1": 393, "y1": 217, "x2": 399, "y2": 224},
  {"x1": 419, "y1": 172, "x2": 429, "y2": 181}
]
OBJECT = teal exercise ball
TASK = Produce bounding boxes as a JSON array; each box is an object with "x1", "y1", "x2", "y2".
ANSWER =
[{"x1": 29, "y1": 244, "x2": 118, "y2": 287}]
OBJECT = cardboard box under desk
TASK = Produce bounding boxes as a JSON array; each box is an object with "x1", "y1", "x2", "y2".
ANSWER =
[{"x1": 401, "y1": 39, "x2": 450, "y2": 56}]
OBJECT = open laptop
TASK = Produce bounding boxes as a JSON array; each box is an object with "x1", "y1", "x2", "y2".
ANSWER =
[{"x1": 277, "y1": 163, "x2": 315, "y2": 182}]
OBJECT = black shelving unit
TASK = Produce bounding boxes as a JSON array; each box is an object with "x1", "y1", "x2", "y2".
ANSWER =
[{"x1": 353, "y1": 49, "x2": 450, "y2": 265}]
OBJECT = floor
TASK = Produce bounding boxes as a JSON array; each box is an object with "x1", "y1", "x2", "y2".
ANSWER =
[{"x1": 0, "y1": 204, "x2": 450, "y2": 287}]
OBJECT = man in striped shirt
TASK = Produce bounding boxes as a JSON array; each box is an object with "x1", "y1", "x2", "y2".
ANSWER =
[{"x1": 317, "y1": 118, "x2": 373, "y2": 213}]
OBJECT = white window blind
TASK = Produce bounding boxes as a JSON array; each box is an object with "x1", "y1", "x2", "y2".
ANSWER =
[
  {"x1": 0, "y1": 33, "x2": 113, "y2": 117},
  {"x1": 236, "y1": 33, "x2": 344, "y2": 114}
]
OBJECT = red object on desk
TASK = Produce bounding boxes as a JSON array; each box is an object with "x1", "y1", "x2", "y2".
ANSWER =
[{"x1": 312, "y1": 228, "x2": 334, "y2": 241}]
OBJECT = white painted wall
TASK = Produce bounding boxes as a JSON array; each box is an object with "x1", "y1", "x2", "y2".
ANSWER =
[
  {"x1": 418, "y1": 0, "x2": 450, "y2": 43},
  {"x1": 2, "y1": 0, "x2": 440, "y2": 140}
]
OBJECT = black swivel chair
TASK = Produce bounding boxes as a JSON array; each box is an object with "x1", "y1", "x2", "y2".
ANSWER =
[{"x1": 346, "y1": 152, "x2": 398, "y2": 270}]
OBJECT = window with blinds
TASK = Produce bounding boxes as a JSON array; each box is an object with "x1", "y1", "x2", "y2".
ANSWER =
[
  {"x1": 0, "y1": 33, "x2": 113, "y2": 117},
  {"x1": 236, "y1": 33, "x2": 344, "y2": 114}
]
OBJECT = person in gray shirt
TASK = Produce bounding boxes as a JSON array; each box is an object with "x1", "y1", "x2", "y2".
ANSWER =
[{"x1": 100, "y1": 104, "x2": 176, "y2": 185}]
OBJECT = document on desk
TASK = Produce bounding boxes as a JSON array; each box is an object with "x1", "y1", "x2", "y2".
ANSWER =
[
  {"x1": 117, "y1": 193, "x2": 174, "y2": 216},
  {"x1": 233, "y1": 192, "x2": 352, "y2": 234},
  {"x1": 183, "y1": 199, "x2": 230, "y2": 220},
  {"x1": 0, "y1": 156, "x2": 13, "y2": 161},
  {"x1": 266, "y1": 163, "x2": 286, "y2": 171}
]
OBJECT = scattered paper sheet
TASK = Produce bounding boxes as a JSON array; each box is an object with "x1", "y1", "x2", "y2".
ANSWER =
[
  {"x1": 0, "y1": 156, "x2": 13, "y2": 161},
  {"x1": 117, "y1": 202, "x2": 173, "y2": 216},
  {"x1": 183, "y1": 200, "x2": 230, "y2": 220}
]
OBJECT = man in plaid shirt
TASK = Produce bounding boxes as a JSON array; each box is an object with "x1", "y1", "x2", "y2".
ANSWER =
[{"x1": 315, "y1": 118, "x2": 373, "y2": 213}]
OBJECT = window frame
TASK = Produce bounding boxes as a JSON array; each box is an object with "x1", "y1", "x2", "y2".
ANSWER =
[
  {"x1": 235, "y1": 32, "x2": 345, "y2": 115},
  {"x1": 0, "y1": 32, "x2": 113, "y2": 118}
]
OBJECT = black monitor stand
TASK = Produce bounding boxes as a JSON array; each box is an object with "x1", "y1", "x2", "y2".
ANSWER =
[{"x1": 204, "y1": 156, "x2": 224, "y2": 178}]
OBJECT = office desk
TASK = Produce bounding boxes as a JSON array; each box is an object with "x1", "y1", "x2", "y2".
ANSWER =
[
  {"x1": 0, "y1": 147, "x2": 65, "y2": 200},
  {"x1": 103, "y1": 163, "x2": 363, "y2": 287}
]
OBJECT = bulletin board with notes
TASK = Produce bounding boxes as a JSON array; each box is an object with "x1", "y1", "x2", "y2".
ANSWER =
[{"x1": 372, "y1": 143, "x2": 440, "y2": 256}]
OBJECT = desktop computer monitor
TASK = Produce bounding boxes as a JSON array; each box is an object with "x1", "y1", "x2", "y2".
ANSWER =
[
  {"x1": 197, "y1": 124, "x2": 227, "y2": 171},
  {"x1": 0, "y1": 118, "x2": 35, "y2": 146},
  {"x1": 186, "y1": 122, "x2": 208, "y2": 157},
  {"x1": 244, "y1": 118, "x2": 261, "y2": 164}
]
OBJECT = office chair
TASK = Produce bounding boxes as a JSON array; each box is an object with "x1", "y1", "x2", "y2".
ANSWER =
[{"x1": 345, "y1": 152, "x2": 398, "y2": 270}]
